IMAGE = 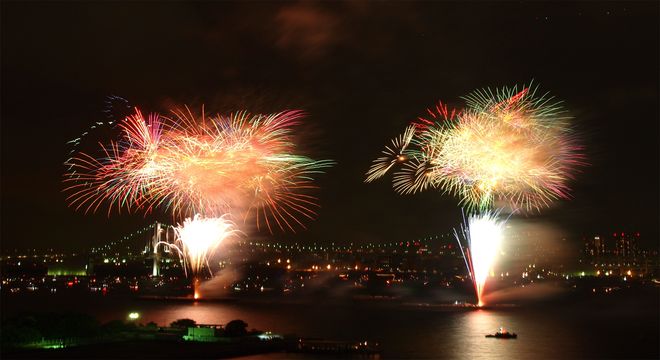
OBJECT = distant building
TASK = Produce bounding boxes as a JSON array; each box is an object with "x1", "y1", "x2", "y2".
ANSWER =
[
  {"x1": 612, "y1": 232, "x2": 638, "y2": 259},
  {"x1": 584, "y1": 235, "x2": 606, "y2": 257},
  {"x1": 183, "y1": 325, "x2": 223, "y2": 342},
  {"x1": 583, "y1": 232, "x2": 639, "y2": 260}
]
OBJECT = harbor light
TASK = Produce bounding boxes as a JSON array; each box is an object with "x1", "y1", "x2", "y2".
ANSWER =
[{"x1": 128, "y1": 312, "x2": 140, "y2": 320}]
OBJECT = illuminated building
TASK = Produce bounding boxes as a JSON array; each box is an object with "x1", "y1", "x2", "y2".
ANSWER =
[
  {"x1": 612, "y1": 232, "x2": 638, "y2": 259},
  {"x1": 183, "y1": 325, "x2": 223, "y2": 342},
  {"x1": 584, "y1": 235, "x2": 606, "y2": 257}
]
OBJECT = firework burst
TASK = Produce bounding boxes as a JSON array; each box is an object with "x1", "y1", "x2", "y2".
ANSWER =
[
  {"x1": 366, "y1": 84, "x2": 584, "y2": 212},
  {"x1": 64, "y1": 106, "x2": 333, "y2": 232},
  {"x1": 365, "y1": 125, "x2": 416, "y2": 183},
  {"x1": 367, "y1": 84, "x2": 585, "y2": 306}
]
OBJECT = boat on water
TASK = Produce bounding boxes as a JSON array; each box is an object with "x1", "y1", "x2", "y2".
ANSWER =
[{"x1": 485, "y1": 327, "x2": 517, "y2": 339}]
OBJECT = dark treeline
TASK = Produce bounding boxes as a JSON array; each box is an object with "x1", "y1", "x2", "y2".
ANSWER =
[
  {"x1": 1, "y1": 312, "x2": 258, "y2": 352},
  {"x1": 1, "y1": 312, "x2": 102, "y2": 348}
]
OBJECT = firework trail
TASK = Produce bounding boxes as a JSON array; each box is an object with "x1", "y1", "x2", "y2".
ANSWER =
[
  {"x1": 65, "y1": 96, "x2": 132, "y2": 159},
  {"x1": 103, "y1": 95, "x2": 133, "y2": 121},
  {"x1": 366, "y1": 83, "x2": 584, "y2": 212},
  {"x1": 453, "y1": 212, "x2": 506, "y2": 307},
  {"x1": 64, "y1": 106, "x2": 334, "y2": 233},
  {"x1": 158, "y1": 215, "x2": 239, "y2": 298},
  {"x1": 161, "y1": 215, "x2": 239, "y2": 277}
]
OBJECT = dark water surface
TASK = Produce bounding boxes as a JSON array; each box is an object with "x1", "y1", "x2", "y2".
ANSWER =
[{"x1": 2, "y1": 290, "x2": 658, "y2": 359}]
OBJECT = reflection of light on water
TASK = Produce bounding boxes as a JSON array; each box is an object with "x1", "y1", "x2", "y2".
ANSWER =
[
  {"x1": 467, "y1": 309, "x2": 500, "y2": 330},
  {"x1": 452, "y1": 310, "x2": 520, "y2": 360}
]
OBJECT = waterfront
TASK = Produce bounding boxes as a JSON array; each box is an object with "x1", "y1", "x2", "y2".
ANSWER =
[{"x1": 2, "y1": 288, "x2": 657, "y2": 359}]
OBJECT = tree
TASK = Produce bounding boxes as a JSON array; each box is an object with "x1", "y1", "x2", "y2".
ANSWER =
[
  {"x1": 0, "y1": 318, "x2": 42, "y2": 346},
  {"x1": 60, "y1": 313, "x2": 100, "y2": 338},
  {"x1": 145, "y1": 321, "x2": 158, "y2": 330},
  {"x1": 224, "y1": 320, "x2": 248, "y2": 337},
  {"x1": 170, "y1": 319, "x2": 196, "y2": 328},
  {"x1": 101, "y1": 320, "x2": 135, "y2": 335}
]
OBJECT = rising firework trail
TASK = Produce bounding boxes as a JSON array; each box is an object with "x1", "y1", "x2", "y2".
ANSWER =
[
  {"x1": 159, "y1": 215, "x2": 240, "y2": 299},
  {"x1": 453, "y1": 212, "x2": 506, "y2": 307}
]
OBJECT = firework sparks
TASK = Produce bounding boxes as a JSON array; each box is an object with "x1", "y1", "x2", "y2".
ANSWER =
[
  {"x1": 366, "y1": 84, "x2": 584, "y2": 212},
  {"x1": 64, "y1": 95, "x2": 130, "y2": 158},
  {"x1": 440, "y1": 84, "x2": 583, "y2": 211},
  {"x1": 365, "y1": 125, "x2": 416, "y2": 183},
  {"x1": 64, "y1": 107, "x2": 334, "y2": 232},
  {"x1": 366, "y1": 84, "x2": 584, "y2": 305},
  {"x1": 164, "y1": 215, "x2": 238, "y2": 277},
  {"x1": 454, "y1": 212, "x2": 506, "y2": 307}
]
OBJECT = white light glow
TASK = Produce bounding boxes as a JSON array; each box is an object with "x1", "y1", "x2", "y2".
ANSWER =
[
  {"x1": 461, "y1": 212, "x2": 506, "y2": 307},
  {"x1": 128, "y1": 312, "x2": 140, "y2": 320},
  {"x1": 171, "y1": 214, "x2": 238, "y2": 276}
]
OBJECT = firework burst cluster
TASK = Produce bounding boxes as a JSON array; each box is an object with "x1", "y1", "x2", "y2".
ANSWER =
[
  {"x1": 64, "y1": 107, "x2": 333, "y2": 233},
  {"x1": 367, "y1": 84, "x2": 585, "y2": 306},
  {"x1": 366, "y1": 84, "x2": 584, "y2": 212}
]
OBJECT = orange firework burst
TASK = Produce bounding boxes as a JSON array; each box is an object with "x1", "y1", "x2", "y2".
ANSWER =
[
  {"x1": 64, "y1": 107, "x2": 334, "y2": 232},
  {"x1": 367, "y1": 84, "x2": 585, "y2": 212}
]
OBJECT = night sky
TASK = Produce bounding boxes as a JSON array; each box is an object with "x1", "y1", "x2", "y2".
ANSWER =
[{"x1": 2, "y1": 2, "x2": 658, "y2": 251}]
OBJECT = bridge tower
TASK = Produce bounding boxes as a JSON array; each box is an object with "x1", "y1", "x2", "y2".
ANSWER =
[{"x1": 152, "y1": 222, "x2": 162, "y2": 276}]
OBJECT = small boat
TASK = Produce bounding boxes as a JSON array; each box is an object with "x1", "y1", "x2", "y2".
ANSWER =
[{"x1": 485, "y1": 327, "x2": 517, "y2": 339}]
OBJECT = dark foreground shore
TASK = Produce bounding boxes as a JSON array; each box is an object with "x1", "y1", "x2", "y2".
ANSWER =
[{"x1": 3, "y1": 338, "x2": 287, "y2": 359}]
